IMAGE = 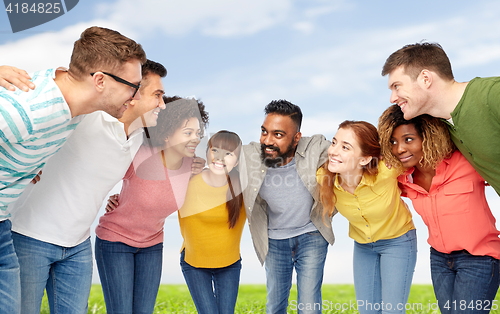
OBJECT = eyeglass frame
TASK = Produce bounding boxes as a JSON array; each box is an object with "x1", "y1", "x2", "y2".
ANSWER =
[{"x1": 90, "y1": 71, "x2": 141, "y2": 98}]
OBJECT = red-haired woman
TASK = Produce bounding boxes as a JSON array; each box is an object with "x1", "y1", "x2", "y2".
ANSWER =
[{"x1": 318, "y1": 120, "x2": 416, "y2": 314}]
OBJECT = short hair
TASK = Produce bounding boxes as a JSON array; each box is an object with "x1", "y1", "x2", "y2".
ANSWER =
[
  {"x1": 69, "y1": 26, "x2": 147, "y2": 80},
  {"x1": 148, "y1": 96, "x2": 209, "y2": 147},
  {"x1": 382, "y1": 42, "x2": 454, "y2": 81},
  {"x1": 378, "y1": 104, "x2": 455, "y2": 174},
  {"x1": 139, "y1": 60, "x2": 167, "y2": 89},
  {"x1": 142, "y1": 59, "x2": 167, "y2": 79},
  {"x1": 264, "y1": 99, "x2": 302, "y2": 132}
]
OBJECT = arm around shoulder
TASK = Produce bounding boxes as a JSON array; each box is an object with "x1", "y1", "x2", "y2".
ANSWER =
[{"x1": 0, "y1": 65, "x2": 35, "y2": 92}]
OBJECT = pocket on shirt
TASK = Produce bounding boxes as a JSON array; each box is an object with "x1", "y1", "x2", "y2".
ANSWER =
[{"x1": 440, "y1": 180, "x2": 473, "y2": 215}]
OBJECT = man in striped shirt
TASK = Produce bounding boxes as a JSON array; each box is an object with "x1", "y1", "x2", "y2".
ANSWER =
[{"x1": 0, "y1": 26, "x2": 146, "y2": 313}]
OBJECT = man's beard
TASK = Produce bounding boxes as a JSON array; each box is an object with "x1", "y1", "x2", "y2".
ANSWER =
[{"x1": 260, "y1": 142, "x2": 296, "y2": 168}]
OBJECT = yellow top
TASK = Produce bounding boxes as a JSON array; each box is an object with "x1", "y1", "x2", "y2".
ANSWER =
[
  {"x1": 178, "y1": 173, "x2": 246, "y2": 268},
  {"x1": 318, "y1": 162, "x2": 414, "y2": 243}
]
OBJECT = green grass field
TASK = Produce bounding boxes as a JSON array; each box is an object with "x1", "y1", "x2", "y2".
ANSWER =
[{"x1": 40, "y1": 284, "x2": 500, "y2": 313}]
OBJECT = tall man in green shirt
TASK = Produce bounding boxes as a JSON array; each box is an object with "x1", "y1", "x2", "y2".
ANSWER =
[{"x1": 382, "y1": 42, "x2": 500, "y2": 196}]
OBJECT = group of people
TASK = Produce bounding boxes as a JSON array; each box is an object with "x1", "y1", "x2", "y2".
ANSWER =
[{"x1": 0, "y1": 26, "x2": 499, "y2": 314}]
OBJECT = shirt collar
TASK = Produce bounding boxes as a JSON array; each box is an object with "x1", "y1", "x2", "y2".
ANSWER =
[{"x1": 333, "y1": 171, "x2": 375, "y2": 191}]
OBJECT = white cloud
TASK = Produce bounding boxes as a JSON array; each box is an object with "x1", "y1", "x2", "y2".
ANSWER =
[
  {"x1": 293, "y1": 21, "x2": 315, "y2": 34},
  {"x1": 302, "y1": 115, "x2": 342, "y2": 138},
  {"x1": 96, "y1": 0, "x2": 291, "y2": 38},
  {"x1": 303, "y1": 0, "x2": 353, "y2": 18},
  {"x1": 0, "y1": 20, "x2": 125, "y2": 72}
]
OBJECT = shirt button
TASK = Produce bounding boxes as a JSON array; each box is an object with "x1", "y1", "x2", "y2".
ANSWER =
[
  {"x1": 261, "y1": 170, "x2": 265, "y2": 173},
  {"x1": 460, "y1": 140, "x2": 463, "y2": 143},
  {"x1": 367, "y1": 237, "x2": 371, "y2": 239},
  {"x1": 358, "y1": 208, "x2": 360, "y2": 211},
  {"x1": 366, "y1": 225, "x2": 369, "y2": 227},
  {"x1": 469, "y1": 152, "x2": 472, "y2": 156}
]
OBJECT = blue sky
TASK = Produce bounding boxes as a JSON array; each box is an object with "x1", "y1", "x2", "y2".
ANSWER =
[{"x1": 1, "y1": 0, "x2": 500, "y2": 284}]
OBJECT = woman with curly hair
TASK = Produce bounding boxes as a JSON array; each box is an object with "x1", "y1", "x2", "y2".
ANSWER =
[
  {"x1": 95, "y1": 96, "x2": 209, "y2": 314},
  {"x1": 379, "y1": 104, "x2": 500, "y2": 314},
  {"x1": 318, "y1": 120, "x2": 416, "y2": 314}
]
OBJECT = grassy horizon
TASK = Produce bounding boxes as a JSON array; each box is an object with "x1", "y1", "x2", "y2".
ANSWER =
[{"x1": 40, "y1": 284, "x2": 500, "y2": 313}]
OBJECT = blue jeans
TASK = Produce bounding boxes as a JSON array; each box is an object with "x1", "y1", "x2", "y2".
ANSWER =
[
  {"x1": 180, "y1": 249, "x2": 242, "y2": 314},
  {"x1": 265, "y1": 230, "x2": 329, "y2": 314},
  {"x1": 12, "y1": 232, "x2": 93, "y2": 314},
  {"x1": 0, "y1": 220, "x2": 20, "y2": 314},
  {"x1": 353, "y1": 229, "x2": 417, "y2": 314},
  {"x1": 430, "y1": 248, "x2": 500, "y2": 314},
  {"x1": 95, "y1": 237, "x2": 163, "y2": 314}
]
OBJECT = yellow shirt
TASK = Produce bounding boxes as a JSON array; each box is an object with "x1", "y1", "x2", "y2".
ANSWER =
[
  {"x1": 178, "y1": 173, "x2": 246, "y2": 268},
  {"x1": 319, "y1": 162, "x2": 414, "y2": 243}
]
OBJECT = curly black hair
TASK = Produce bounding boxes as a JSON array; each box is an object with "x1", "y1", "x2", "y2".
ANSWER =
[
  {"x1": 146, "y1": 96, "x2": 209, "y2": 147},
  {"x1": 378, "y1": 104, "x2": 454, "y2": 173}
]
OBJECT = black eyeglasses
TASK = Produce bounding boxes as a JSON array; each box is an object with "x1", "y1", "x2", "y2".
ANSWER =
[{"x1": 90, "y1": 72, "x2": 141, "y2": 98}]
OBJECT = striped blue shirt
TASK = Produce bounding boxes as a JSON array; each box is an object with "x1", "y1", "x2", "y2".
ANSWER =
[{"x1": 0, "y1": 68, "x2": 82, "y2": 218}]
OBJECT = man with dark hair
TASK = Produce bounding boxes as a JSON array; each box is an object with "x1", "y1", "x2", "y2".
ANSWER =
[
  {"x1": 1, "y1": 60, "x2": 169, "y2": 314},
  {"x1": 0, "y1": 26, "x2": 146, "y2": 313},
  {"x1": 382, "y1": 42, "x2": 500, "y2": 196},
  {"x1": 241, "y1": 99, "x2": 335, "y2": 313}
]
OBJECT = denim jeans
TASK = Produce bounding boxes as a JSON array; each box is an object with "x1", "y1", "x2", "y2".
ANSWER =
[
  {"x1": 353, "y1": 229, "x2": 417, "y2": 314},
  {"x1": 0, "y1": 220, "x2": 20, "y2": 314},
  {"x1": 430, "y1": 248, "x2": 500, "y2": 314},
  {"x1": 265, "y1": 230, "x2": 329, "y2": 314},
  {"x1": 95, "y1": 237, "x2": 163, "y2": 314},
  {"x1": 180, "y1": 249, "x2": 242, "y2": 314},
  {"x1": 12, "y1": 232, "x2": 93, "y2": 314}
]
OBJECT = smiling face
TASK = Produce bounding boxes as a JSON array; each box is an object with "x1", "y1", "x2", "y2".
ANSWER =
[
  {"x1": 327, "y1": 127, "x2": 371, "y2": 177},
  {"x1": 391, "y1": 123, "x2": 424, "y2": 169},
  {"x1": 207, "y1": 146, "x2": 239, "y2": 176},
  {"x1": 387, "y1": 66, "x2": 430, "y2": 120},
  {"x1": 135, "y1": 73, "x2": 165, "y2": 127},
  {"x1": 102, "y1": 59, "x2": 143, "y2": 119},
  {"x1": 165, "y1": 117, "x2": 201, "y2": 158},
  {"x1": 260, "y1": 113, "x2": 300, "y2": 167}
]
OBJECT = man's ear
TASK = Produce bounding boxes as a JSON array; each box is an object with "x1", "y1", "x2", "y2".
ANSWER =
[
  {"x1": 419, "y1": 69, "x2": 433, "y2": 89},
  {"x1": 294, "y1": 131, "x2": 302, "y2": 145},
  {"x1": 92, "y1": 72, "x2": 105, "y2": 92}
]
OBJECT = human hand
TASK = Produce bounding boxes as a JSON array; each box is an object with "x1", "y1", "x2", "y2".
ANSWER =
[
  {"x1": 0, "y1": 66, "x2": 35, "y2": 92},
  {"x1": 105, "y1": 194, "x2": 120, "y2": 212},
  {"x1": 191, "y1": 156, "x2": 206, "y2": 176},
  {"x1": 30, "y1": 171, "x2": 42, "y2": 184}
]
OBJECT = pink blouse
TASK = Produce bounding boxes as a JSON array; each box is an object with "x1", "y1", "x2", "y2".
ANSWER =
[{"x1": 96, "y1": 145, "x2": 192, "y2": 248}]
